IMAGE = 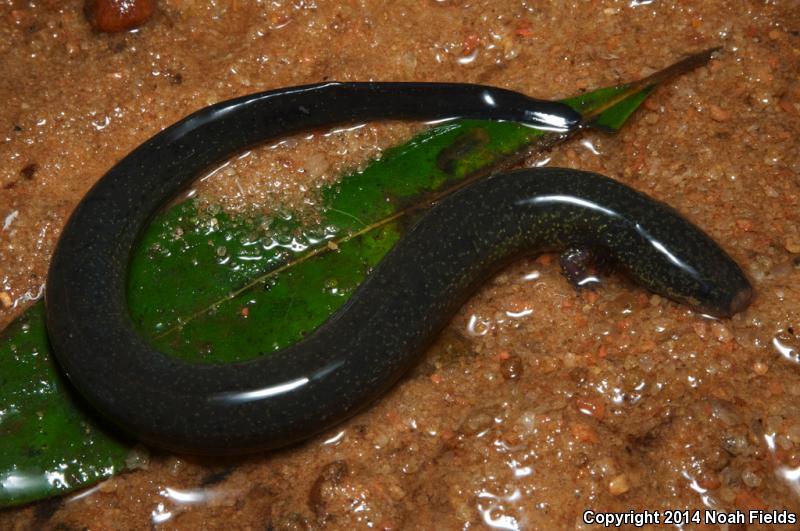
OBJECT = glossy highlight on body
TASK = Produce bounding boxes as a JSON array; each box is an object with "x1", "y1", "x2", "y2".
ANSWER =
[{"x1": 44, "y1": 82, "x2": 751, "y2": 454}]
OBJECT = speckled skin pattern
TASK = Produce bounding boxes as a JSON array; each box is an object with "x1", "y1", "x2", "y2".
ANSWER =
[{"x1": 45, "y1": 84, "x2": 749, "y2": 455}]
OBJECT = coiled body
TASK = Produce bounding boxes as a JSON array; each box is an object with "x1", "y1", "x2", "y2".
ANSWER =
[{"x1": 45, "y1": 83, "x2": 750, "y2": 454}]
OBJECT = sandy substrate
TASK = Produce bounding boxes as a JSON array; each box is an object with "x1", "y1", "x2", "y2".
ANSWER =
[{"x1": 1, "y1": 0, "x2": 800, "y2": 529}]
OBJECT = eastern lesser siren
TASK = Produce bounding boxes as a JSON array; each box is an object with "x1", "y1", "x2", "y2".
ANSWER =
[{"x1": 45, "y1": 82, "x2": 751, "y2": 454}]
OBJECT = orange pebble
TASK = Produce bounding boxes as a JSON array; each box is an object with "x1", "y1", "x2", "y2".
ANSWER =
[
  {"x1": 515, "y1": 26, "x2": 533, "y2": 37},
  {"x1": 575, "y1": 396, "x2": 606, "y2": 420},
  {"x1": 570, "y1": 422, "x2": 599, "y2": 444},
  {"x1": 85, "y1": 0, "x2": 155, "y2": 33}
]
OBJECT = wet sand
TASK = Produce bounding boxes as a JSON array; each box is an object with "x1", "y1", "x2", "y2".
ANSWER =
[{"x1": 1, "y1": 1, "x2": 800, "y2": 529}]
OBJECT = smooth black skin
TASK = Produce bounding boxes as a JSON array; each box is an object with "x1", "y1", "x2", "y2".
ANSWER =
[{"x1": 45, "y1": 82, "x2": 750, "y2": 455}]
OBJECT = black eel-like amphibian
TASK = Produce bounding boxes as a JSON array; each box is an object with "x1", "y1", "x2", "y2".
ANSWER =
[{"x1": 45, "y1": 82, "x2": 751, "y2": 454}]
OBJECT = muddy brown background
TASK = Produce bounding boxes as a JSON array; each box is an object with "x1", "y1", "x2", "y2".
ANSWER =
[{"x1": 1, "y1": 0, "x2": 800, "y2": 529}]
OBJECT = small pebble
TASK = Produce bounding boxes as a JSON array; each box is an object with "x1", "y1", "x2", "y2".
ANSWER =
[
  {"x1": 84, "y1": 0, "x2": 156, "y2": 33},
  {"x1": 644, "y1": 112, "x2": 659, "y2": 125},
  {"x1": 608, "y1": 474, "x2": 630, "y2": 495},
  {"x1": 697, "y1": 471, "x2": 721, "y2": 490},
  {"x1": 709, "y1": 105, "x2": 730, "y2": 121},
  {"x1": 0, "y1": 292, "x2": 12, "y2": 308},
  {"x1": 500, "y1": 354, "x2": 524, "y2": 381},
  {"x1": 124, "y1": 446, "x2": 150, "y2": 470},
  {"x1": 388, "y1": 484, "x2": 406, "y2": 501},
  {"x1": 462, "y1": 410, "x2": 495, "y2": 435},
  {"x1": 785, "y1": 237, "x2": 800, "y2": 254},
  {"x1": 693, "y1": 322, "x2": 708, "y2": 340},
  {"x1": 711, "y1": 322, "x2": 733, "y2": 343},
  {"x1": 742, "y1": 469, "x2": 762, "y2": 488},
  {"x1": 575, "y1": 397, "x2": 605, "y2": 420}
]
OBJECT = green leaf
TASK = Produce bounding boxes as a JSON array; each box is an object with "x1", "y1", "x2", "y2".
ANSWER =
[
  {"x1": 563, "y1": 84, "x2": 654, "y2": 132},
  {"x1": 130, "y1": 119, "x2": 551, "y2": 363},
  {"x1": 0, "y1": 49, "x2": 716, "y2": 506},
  {"x1": 0, "y1": 302, "x2": 134, "y2": 507}
]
